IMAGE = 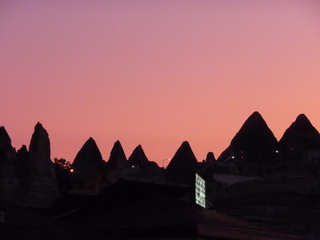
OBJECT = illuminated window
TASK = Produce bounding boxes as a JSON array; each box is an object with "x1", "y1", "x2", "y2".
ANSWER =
[{"x1": 195, "y1": 173, "x2": 206, "y2": 208}]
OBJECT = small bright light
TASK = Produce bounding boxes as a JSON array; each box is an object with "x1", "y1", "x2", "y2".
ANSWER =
[
  {"x1": 131, "y1": 165, "x2": 135, "y2": 168},
  {"x1": 232, "y1": 156, "x2": 235, "y2": 159},
  {"x1": 70, "y1": 169, "x2": 74, "y2": 173}
]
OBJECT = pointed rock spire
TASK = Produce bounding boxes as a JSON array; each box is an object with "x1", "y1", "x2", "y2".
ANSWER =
[
  {"x1": 12, "y1": 145, "x2": 29, "y2": 204},
  {"x1": 0, "y1": 126, "x2": 17, "y2": 202},
  {"x1": 165, "y1": 141, "x2": 198, "y2": 184},
  {"x1": 234, "y1": 111, "x2": 274, "y2": 138},
  {"x1": 0, "y1": 126, "x2": 15, "y2": 166},
  {"x1": 0, "y1": 126, "x2": 14, "y2": 152},
  {"x1": 218, "y1": 112, "x2": 278, "y2": 165},
  {"x1": 105, "y1": 140, "x2": 127, "y2": 183},
  {"x1": 71, "y1": 137, "x2": 105, "y2": 192},
  {"x1": 279, "y1": 114, "x2": 320, "y2": 163},
  {"x1": 29, "y1": 122, "x2": 52, "y2": 168},
  {"x1": 206, "y1": 152, "x2": 216, "y2": 162},
  {"x1": 281, "y1": 114, "x2": 319, "y2": 139},
  {"x1": 72, "y1": 137, "x2": 104, "y2": 173},
  {"x1": 26, "y1": 122, "x2": 59, "y2": 207},
  {"x1": 127, "y1": 145, "x2": 158, "y2": 169},
  {"x1": 107, "y1": 140, "x2": 127, "y2": 169}
]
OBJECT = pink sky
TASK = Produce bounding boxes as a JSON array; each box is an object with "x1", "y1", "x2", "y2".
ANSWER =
[{"x1": 1, "y1": 1, "x2": 320, "y2": 166}]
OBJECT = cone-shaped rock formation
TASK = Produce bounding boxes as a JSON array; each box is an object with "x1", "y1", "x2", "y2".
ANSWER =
[
  {"x1": 206, "y1": 152, "x2": 216, "y2": 162},
  {"x1": 217, "y1": 112, "x2": 279, "y2": 175},
  {"x1": 0, "y1": 126, "x2": 17, "y2": 201},
  {"x1": 26, "y1": 122, "x2": 59, "y2": 207},
  {"x1": 0, "y1": 126, "x2": 15, "y2": 158},
  {"x1": 106, "y1": 140, "x2": 127, "y2": 183},
  {"x1": 72, "y1": 137, "x2": 104, "y2": 173},
  {"x1": 107, "y1": 140, "x2": 127, "y2": 169},
  {"x1": 279, "y1": 114, "x2": 320, "y2": 164},
  {"x1": 0, "y1": 126, "x2": 16, "y2": 175},
  {"x1": 29, "y1": 123, "x2": 53, "y2": 173},
  {"x1": 71, "y1": 137, "x2": 105, "y2": 192},
  {"x1": 127, "y1": 145, "x2": 158, "y2": 169},
  {"x1": 218, "y1": 112, "x2": 279, "y2": 164},
  {"x1": 165, "y1": 141, "x2": 198, "y2": 185}
]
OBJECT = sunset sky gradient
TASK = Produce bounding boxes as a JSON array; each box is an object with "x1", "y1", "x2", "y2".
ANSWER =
[{"x1": 1, "y1": 1, "x2": 320, "y2": 166}]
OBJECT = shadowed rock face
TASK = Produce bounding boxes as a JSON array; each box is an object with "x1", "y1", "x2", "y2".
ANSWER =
[
  {"x1": 29, "y1": 123, "x2": 52, "y2": 173},
  {"x1": 26, "y1": 122, "x2": 59, "y2": 208},
  {"x1": 279, "y1": 114, "x2": 320, "y2": 163},
  {"x1": 15, "y1": 145, "x2": 29, "y2": 175},
  {"x1": 0, "y1": 126, "x2": 15, "y2": 156},
  {"x1": 71, "y1": 137, "x2": 105, "y2": 192},
  {"x1": 165, "y1": 141, "x2": 198, "y2": 185},
  {"x1": 107, "y1": 140, "x2": 127, "y2": 169},
  {"x1": 105, "y1": 140, "x2": 127, "y2": 183},
  {"x1": 206, "y1": 152, "x2": 216, "y2": 162},
  {"x1": 218, "y1": 112, "x2": 279, "y2": 165},
  {"x1": 0, "y1": 126, "x2": 16, "y2": 174},
  {"x1": 0, "y1": 127, "x2": 16, "y2": 201},
  {"x1": 13, "y1": 145, "x2": 29, "y2": 203},
  {"x1": 127, "y1": 145, "x2": 158, "y2": 169},
  {"x1": 72, "y1": 137, "x2": 104, "y2": 174}
]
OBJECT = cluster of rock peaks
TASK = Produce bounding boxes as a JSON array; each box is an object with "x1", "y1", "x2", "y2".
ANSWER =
[
  {"x1": 2, "y1": 112, "x2": 320, "y2": 207},
  {"x1": 0, "y1": 123, "x2": 59, "y2": 208},
  {"x1": 218, "y1": 112, "x2": 320, "y2": 175}
]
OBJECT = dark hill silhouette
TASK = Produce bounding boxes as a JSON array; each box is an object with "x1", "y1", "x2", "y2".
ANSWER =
[
  {"x1": 71, "y1": 137, "x2": 105, "y2": 193},
  {"x1": 165, "y1": 141, "x2": 198, "y2": 184},
  {"x1": 127, "y1": 145, "x2": 158, "y2": 169},
  {"x1": 218, "y1": 112, "x2": 278, "y2": 164},
  {"x1": 72, "y1": 137, "x2": 104, "y2": 174},
  {"x1": 279, "y1": 114, "x2": 320, "y2": 164}
]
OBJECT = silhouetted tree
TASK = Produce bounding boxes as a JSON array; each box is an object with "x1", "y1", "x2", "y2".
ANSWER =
[
  {"x1": 53, "y1": 158, "x2": 72, "y2": 195},
  {"x1": 54, "y1": 158, "x2": 71, "y2": 170}
]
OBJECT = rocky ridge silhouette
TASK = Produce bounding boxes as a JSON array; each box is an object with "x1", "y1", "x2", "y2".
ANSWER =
[{"x1": 1, "y1": 112, "x2": 320, "y2": 207}]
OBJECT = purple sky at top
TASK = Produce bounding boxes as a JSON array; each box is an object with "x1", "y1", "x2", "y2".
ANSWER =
[{"x1": 1, "y1": 1, "x2": 320, "y2": 166}]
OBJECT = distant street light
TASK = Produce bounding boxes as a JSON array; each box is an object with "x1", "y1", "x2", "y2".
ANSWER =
[{"x1": 162, "y1": 158, "x2": 171, "y2": 168}]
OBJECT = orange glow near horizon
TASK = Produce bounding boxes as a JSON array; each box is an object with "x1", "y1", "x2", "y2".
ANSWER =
[{"x1": 1, "y1": 1, "x2": 320, "y2": 165}]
